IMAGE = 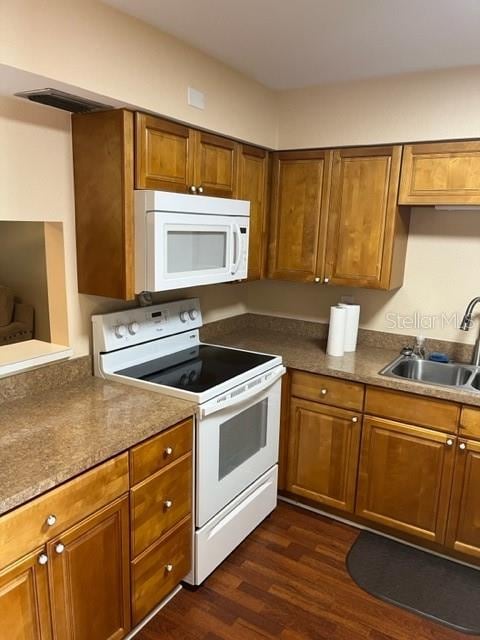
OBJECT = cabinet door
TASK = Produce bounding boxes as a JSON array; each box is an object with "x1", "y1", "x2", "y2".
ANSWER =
[
  {"x1": 356, "y1": 417, "x2": 455, "y2": 544},
  {"x1": 135, "y1": 113, "x2": 195, "y2": 192},
  {"x1": 47, "y1": 496, "x2": 130, "y2": 640},
  {"x1": 237, "y1": 144, "x2": 269, "y2": 280},
  {"x1": 193, "y1": 131, "x2": 238, "y2": 197},
  {"x1": 325, "y1": 146, "x2": 408, "y2": 290},
  {"x1": 399, "y1": 141, "x2": 480, "y2": 205},
  {"x1": 0, "y1": 549, "x2": 52, "y2": 640},
  {"x1": 268, "y1": 150, "x2": 332, "y2": 282},
  {"x1": 286, "y1": 397, "x2": 362, "y2": 512},
  {"x1": 445, "y1": 439, "x2": 480, "y2": 559}
]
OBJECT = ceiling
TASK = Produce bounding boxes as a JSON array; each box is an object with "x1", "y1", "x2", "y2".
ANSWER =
[{"x1": 103, "y1": 0, "x2": 480, "y2": 89}]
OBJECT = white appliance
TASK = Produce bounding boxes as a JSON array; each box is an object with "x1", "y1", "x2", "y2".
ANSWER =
[
  {"x1": 92, "y1": 298, "x2": 285, "y2": 585},
  {"x1": 135, "y1": 191, "x2": 250, "y2": 293}
]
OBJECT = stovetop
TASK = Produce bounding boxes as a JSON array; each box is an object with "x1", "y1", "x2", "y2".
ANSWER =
[{"x1": 115, "y1": 344, "x2": 276, "y2": 393}]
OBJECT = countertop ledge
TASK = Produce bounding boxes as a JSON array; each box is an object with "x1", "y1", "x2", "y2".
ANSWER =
[
  {"x1": 210, "y1": 328, "x2": 480, "y2": 408},
  {"x1": 0, "y1": 377, "x2": 195, "y2": 516}
]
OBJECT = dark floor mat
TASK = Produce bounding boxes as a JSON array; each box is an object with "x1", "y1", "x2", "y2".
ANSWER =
[{"x1": 346, "y1": 531, "x2": 480, "y2": 635}]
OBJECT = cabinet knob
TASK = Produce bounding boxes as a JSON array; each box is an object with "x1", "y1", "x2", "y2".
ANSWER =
[
  {"x1": 314, "y1": 277, "x2": 320, "y2": 283},
  {"x1": 38, "y1": 553, "x2": 48, "y2": 566},
  {"x1": 446, "y1": 438, "x2": 454, "y2": 447},
  {"x1": 189, "y1": 185, "x2": 197, "y2": 194},
  {"x1": 197, "y1": 186, "x2": 204, "y2": 194},
  {"x1": 164, "y1": 446, "x2": 173, "y2": 457},
  {"x1": 165, "y1": 564, "x2": 173, "y2": 573},
  {"x1": 320, "y1": 388, "x2": 328, "y2": 396},
  {"x1": 324, "y1": 277, "x2": 330, "y2": 284},
  {"x1": 164, "y1": 500, "x2": 173, "y2": 509},
  {"x1": 351, "y1": 417, "x2": 358, "y2": 423},
  {"x1": 46, "y1": 514, "x2": 57, "y2": 527},
  {"x1": 459, "y1": 442, "x2": 467, "y2": 451},
  {"x1": 55, "y1": 543, "x2": 65, "y2": 554}
]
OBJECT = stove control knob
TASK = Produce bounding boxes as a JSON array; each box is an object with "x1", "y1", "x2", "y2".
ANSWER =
[
  {"x1": 179, "y1": 311, "x2": 188, "y2": 323},
  {"x1": 128, "y1": 321, "x2": 139, "y2": 335},
  {"x1": 188, "y1": 309, "x2": 198, "y2": 321},
  {"x1": 114, "y1": 324, "x2": 127, "y2": 338}
]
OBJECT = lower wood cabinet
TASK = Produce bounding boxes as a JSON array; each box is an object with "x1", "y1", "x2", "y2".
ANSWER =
[
  {"x1": 0, "y1": 548, "x2": 52, "y2": 640},
  {"x1": 286, "y1": 397, "x2": 361, "y2": 513},
  {"x1": 445, "y1": 438, "x2": 480, "y2": 559},
  {"x1": 356, "y1": 416, "x2": 455, "y2": 544},
  {"x1": 48, "y1": 496, "x2": 130, "y2": 640}
]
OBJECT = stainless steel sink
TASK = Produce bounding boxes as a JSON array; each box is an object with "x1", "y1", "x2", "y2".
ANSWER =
[{"x1": 380, "y1": 356, "x2": 480, "y2": 391}]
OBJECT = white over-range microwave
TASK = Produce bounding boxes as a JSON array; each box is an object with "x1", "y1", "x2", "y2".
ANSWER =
[{"x1": 135, "y1": 190, "x2": 250, "y2": 293}]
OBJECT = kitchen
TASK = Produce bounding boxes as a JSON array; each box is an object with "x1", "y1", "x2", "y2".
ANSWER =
[{"x1": 1, "y1": 1, "x2": 480, "y2": 638}]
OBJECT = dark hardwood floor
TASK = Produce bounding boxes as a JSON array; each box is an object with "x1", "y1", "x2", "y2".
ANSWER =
[{"x1": 137, "y1": 502, "x2": 474, "y2": 640}]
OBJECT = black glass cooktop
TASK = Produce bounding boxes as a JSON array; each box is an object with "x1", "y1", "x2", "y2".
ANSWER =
[{"x1": 115, "y1": 344, "x2": 275, "y2": 393}]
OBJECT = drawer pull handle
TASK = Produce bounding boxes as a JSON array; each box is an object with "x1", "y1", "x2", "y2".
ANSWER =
[
  {"x1": 164, "y1": 500, "x2": 173, "y2": 509},
  {"x1": 164, "y1": 447, "x2": 173, "y2": 457},
  {"x1": 37, "y1": 553, "x2": 48, "y2": 566},
  {"x1": 459, "y1": 442, "x2": 467, "y2": 451},
  {"x1": 46, "y1": 514, "x2": 57, "y2": 527},
  {"x1": 351, "y1": 417, "x2": 358, "y2": 423},
  {"x1": 446, "y1": 438, "x2": 454, "y2": 447},
  {"x1": 320, "y1": 389, "x2": 328, "y2": 396},
  {"x1": 165, "y1": 564, "x2": 173, "y2": 573},
  {"x1": 55, "y1": 543, "x2": 65, "y2": 554}
]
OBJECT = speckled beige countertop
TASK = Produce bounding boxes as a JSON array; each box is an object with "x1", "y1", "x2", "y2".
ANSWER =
[
  {"x1": 0, "y1": 376, "x2": 195, "y2": 515},
  {"x1": 207, "y1": 325, "x2": 480, "y2": 408}
]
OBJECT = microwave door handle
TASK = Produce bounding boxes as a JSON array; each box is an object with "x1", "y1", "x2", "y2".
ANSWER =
[
  {"x1": 231, "y1": 224, "x2": 242, "y2": 275},
  {"x1": 201, "y1": 366, "x2": 286, "y2": 418}
]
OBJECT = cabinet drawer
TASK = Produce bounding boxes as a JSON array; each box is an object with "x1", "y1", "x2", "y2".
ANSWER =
[
  {"x1": 130, "y1": 454, "x2": 192, "y2": 557},
  {"x1": 0, "y1": 454, "x2": 129, "y2": 569},
  {"x1": 131, "y1": 516, "x2": 191, "y2": 625},
  {"x1": 291, "y1": 370, "x2": 364, "y2": 411},
  {"x1": 130, "y1": 418, "x2": 193, "y2": 486},
  {"x1": 365, "y1": 386, "x2": 459, "y2": 433},
  {"x1": 460, "y1": 406, "x2": 480, "y2": 440}
]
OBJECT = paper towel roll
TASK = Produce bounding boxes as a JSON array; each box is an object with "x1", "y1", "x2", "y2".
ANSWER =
[
  {"x1": 339, "y1": 303, "x2": 360, "y2": 352},
  {"x1": 327, "y1": 305, "x2": 346, "y2": 356}
]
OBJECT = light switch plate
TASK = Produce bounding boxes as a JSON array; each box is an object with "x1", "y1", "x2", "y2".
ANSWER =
[{"x1": 187, "y1": 87, "x2": 205, "y2": 110}]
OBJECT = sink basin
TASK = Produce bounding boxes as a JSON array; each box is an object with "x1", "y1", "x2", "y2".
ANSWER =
[
  {"x1": 471, "y1": 373, "x2": 480, "y2": 391},
  {"x1": 388, "y1": 359, "x2": 472, "y2": 386}
]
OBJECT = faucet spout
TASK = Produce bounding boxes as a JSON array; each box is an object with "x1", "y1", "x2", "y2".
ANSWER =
[{"x1": 460, "y1": 297, "x2": 480, "y2": 366}]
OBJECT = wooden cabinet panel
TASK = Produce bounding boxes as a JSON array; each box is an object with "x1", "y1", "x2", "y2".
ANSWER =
[
  {"x1": 72, "y1": 109, "x2": 135, "y2": 300},
  {"x1": 365, "y1": 386, "x2": 459, "y2": 433},
  {"x1": 268, "y1": 150, "x2": 332, "y2": 282},
  {"x1": 356, "y1": 417, "x2": 455, "y2": 543},
  {"x1": 287, "y1": 398, "x2": 361, "y2": 512},
  {"x1": 0, "y1": 454, "x2": 129, "y2": 570},
  {"x1": 400, "y1": 141, "x2": 480, "y2": 204},
  {"x1": 291, "y1": 370, "x2": 364, "y2": 412},
  {"x1": 193, "y1": 131, "x2": 238, "y2": 197},
  {"x1": 130, "y1": 418, "x2": 193, "y2": 486},
  {"x1": 446, "y1": 439, "x2": 480, "y2": 559},
  {"x1": 0, "y1": 549, "x2": 52, "y2": 640},
  {"x1": 48, "y1": 496, "x2": 130, "y2": 640},
  {"x1": 325, "y1": 146, "x2": 408, "y2": 289},
  {"x1": 131, "y1": 454, "x2": 192, "y2": 557},
  {"x1": 278, "y1": 371, "x2": 291, "y2": 492},
  {"x1": 460, "y1": 406, "x2": 480, "y2": 440},
  {"x1": 237, "y1": 144, "x2": 269, "y2": 280},
  {"x1": 131, "y1": 516, "x2": 191, "y2": 625},
  {"x1": 135, "y1": 113, "x2": 194, "y2": 192}
]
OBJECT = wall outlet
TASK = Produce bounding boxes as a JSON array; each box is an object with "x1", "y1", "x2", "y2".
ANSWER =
[
  {"x1": 340, "y1": 295, "x2": 355, "y2": 304},
  {"x1": 187, "y1": 87, "x2": 205, "y2": 110}
]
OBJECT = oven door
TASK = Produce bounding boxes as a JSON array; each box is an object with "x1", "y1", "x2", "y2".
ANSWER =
[
  {"x1": 146, "y1": 212, "x2": 248, "y2": 291},
  {"x1": 196, "y1": 373, "x2": 282, "y2": 528}
]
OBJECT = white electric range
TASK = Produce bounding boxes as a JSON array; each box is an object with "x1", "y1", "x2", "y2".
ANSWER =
[{"x1": 92, "y1": 298, "x2": 285, "y2": 584}]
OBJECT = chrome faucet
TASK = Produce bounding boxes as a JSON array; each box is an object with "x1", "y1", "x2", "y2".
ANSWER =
[{"x1": 460, "y1": 297, "x2": 480, "y2": 366}]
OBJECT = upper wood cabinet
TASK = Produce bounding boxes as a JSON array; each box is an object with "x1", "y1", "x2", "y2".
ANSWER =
[
  {"x1": 287, "y1": 397, "x2": 361, "y2": 513},
  {"x1": 268, "y1": 150, "x2": 332, "y2": 282},
  {"x1": 237, "y1": 144, "x2": 269, "y2": 279},
  {"x1": 356, "y1": 416, "x2": 455, "y2": 544},
  {"x1": 135, "y1": 113, "x2": 195, "y2": 193},
  {"x1": 399, "y1": 141, "x2": 480, "y2": 205},
  {"x1": 325, "y1": 146, "x2": 409, "y2": 289},
  {"x1": 194, "y1": 131, "x2": 238, "y2": 198},
  {"x1": 445, "y1": 438, "x2": 480, "y2": 560}
]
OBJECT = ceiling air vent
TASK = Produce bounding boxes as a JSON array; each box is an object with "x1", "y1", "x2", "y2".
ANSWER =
[{"x1": 14, "y1": 88, "x2": 111, "y2": 113}]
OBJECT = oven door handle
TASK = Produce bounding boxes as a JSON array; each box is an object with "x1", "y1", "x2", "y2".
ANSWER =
[
  {"x1": 231, "y1": 224, "x2": 242, "y2": 275},
  {"x1": 201, "y1": 365, "x2": 286, "y2": 418}
]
